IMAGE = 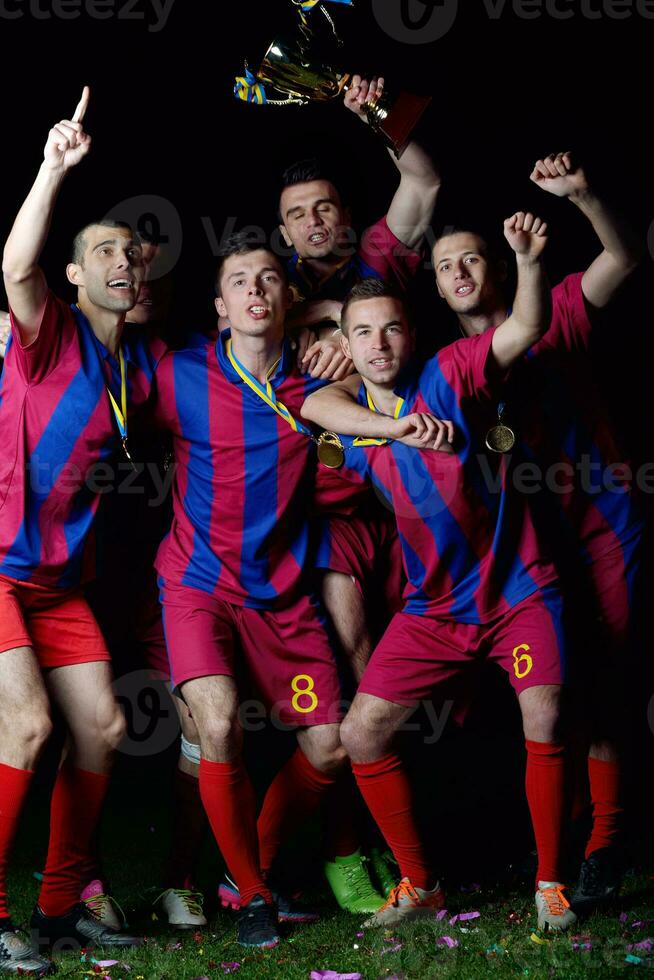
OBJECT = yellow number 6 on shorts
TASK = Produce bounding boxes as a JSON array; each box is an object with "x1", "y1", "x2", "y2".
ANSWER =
[{"x1": 512, "y1": 643, "x2": 533, "y2": 680}]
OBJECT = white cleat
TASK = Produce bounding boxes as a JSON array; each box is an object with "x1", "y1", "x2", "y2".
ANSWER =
[
  {"x1": 535, "y1": 882, "x2": 578, "y2": 932},
  {"x1": 81, "y1": 879, "x2": 125, "y2": 931},
  {"x1": 363, "y1": 877, "x2": 445, "y2": 928},
  {"x1": 156, "y1": 888, "x2": 207, "y2": 930}
]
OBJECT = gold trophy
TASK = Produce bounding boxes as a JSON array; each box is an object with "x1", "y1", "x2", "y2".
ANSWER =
[{"x1": 234, "y1": 1, "x2": 431, "y2": 157}]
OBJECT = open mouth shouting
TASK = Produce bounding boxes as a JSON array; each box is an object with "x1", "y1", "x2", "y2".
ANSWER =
[
  {"x1": 107, "y1": 277, "x2": 135, "y2": 294},
  {"x1": 248, "y1": 304, "x2": 270, "y2": 320},
  {"x1": 454, "y1": 283, "x2": 475, "y2": 298},
  {"x1": 307, "y1": 231, "x2": 330, "y2": 247}
]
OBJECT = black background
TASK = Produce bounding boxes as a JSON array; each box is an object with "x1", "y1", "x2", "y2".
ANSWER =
[{"x1": 2, "y1": 0, "x2": 653, "y2": 875}]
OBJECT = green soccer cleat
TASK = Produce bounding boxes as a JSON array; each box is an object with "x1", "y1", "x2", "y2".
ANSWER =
[
  {"x1": 324, "y1": 849, "x2": 386, "y2": 915},
  {"x1": 369, "y1": 847, "x2": 400, "y2": 898}
]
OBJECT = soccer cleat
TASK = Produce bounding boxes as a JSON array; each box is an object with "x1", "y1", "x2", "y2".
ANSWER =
[
  {"x1": 362, "y1": 877, "x2": 446, "y2": 928},
  {"x1": 155, "y1": 888, "x2": 207, "y2": 929},
  {"x1": 324, "y1": 850, "x2": 386, "y2": 914},
  {"x1": 236, "y1": 895, "x2": 280, "y2": 949},
  {"x1": 81, "y1": 879, "x2": 125, "y2": 931},
  {"x1": 30, "y1": 903, "x2": 143, "y2": 950},
  {"x1": 219, "y1": 874, "x2": 319, "y2": 923},
  {"x1": 369, "y1": 847, "x2": 400, "y2": 898},
  {"x1": 535, "y1": 883, "x2": 578, "y2": 931},
  {"x1": 0, "y1": 925, "x2": 53, "y2": 976},
  {"x1": 571, "y1": 848, "x2": 622, "y2": 914}
]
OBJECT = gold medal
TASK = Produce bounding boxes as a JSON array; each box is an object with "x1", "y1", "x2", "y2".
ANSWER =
[
  {"x1": 485, "y1": 423, "x2": 515, "y2": 454},
  {"x1": 317, "y1": 431, "x2": 345, "y2": 469}
]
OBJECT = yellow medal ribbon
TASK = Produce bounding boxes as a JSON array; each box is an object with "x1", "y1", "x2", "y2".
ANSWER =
[
  {"x1": 225, "y1": 339, "x2": 313, "y2": 437},
  {"x1": 105, "y1": 347, "x2": 134, "y2": 466},
  {"x1": 353, "y1": 389, "x2": 406, "y2": 447}
]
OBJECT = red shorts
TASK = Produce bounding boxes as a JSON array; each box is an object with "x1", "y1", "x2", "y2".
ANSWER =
[
  {"x1": 359, "y1": 588, "x2": 566, "y2": 707},
  {"x1": 134, "y1": 574, "x2": 170, "y2": 677},
  {"x1": 0, "y1": 574, "x2": 110, "y2": 668},
  {"x1": 587, "y1": 536, "x2": 641, "y2": 652},
  {"x1": 160, "y1": 581, "x2": 344, "y2": 727},
  {"x1": 317, "y1": 510, "x2": 404, "y2": 618}
]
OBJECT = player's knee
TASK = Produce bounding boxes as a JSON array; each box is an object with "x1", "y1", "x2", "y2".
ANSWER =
[
  {"x1": 520, "y1": 686, "x2": 562, "y2": 742},
  {"x1": 340, "y1": 711, "x2": 384, "y2": 762},
  {"x1": 18, "y1": 708, "x2": 53, "y2": 754},
  {"x1": 311, "y1": 740, "x2": 348, "y2": 775},
  {"x1": 100, "y1": 703, "x2": 128, "y2": 749},
  {"x1": 198, "y1": 714, "x2": 241, "y2": 757}
]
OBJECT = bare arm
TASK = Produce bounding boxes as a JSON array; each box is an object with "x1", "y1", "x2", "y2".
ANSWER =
[
  {"x1": 491, "y1": 212, "x2": 551, "y2": 372},
  {"x1": 2, "y1": 87, "x2": 91, "y2": 345},
  {"x1": 530, "y1": 152, "x2": 641, "y2": 310},
  {"x1": 345, "y1": 76, "x2": 440, "y2": 250},
  {"x1": 302, "y1": 373, "x2": 455, "y2": 450}
]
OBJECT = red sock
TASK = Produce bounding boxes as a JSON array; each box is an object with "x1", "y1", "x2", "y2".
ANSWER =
[
  {"x1": 525, "y1": 740, "x2": 566, "y2": 885},
  {"x1": 585, "y1": 756, "x2": 622, "y2": 859},
  {"x1": 199, "y1": 759, "x2": 271, "y2": 906},
  {"x1": 0, "y1": 764, "x2": 34, "y2": 919},
  {"x1": 165, "y1": 767, "x2": 208, "y2": 889},
  {"x1": 352, "y1": 754, "x2": 432, "y2": 890},
  {"x1": 38, "y1": 765, "x2": 110, "y2": 917},
  {"x1": 324, "y1": 771, "x2": 362, "y2": 860},
  {"x1": 257, "y1": 748, "x2": 337, "y2": 875}
]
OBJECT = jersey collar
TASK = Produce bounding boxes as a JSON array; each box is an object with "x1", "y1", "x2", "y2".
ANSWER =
[{"x1": 216, "y1": 328, "x2": 292, "y2": 387}]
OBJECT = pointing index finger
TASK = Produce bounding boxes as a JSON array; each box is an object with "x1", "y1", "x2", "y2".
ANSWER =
[{"x1": 72, "y1": 85, "x2": 90, "y2": 124}]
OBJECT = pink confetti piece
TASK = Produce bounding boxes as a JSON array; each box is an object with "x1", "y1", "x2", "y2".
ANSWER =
[
  {"x1": 221, "y1": 965, "x2": 241, "y2": 974},
  {"x1": 437, "y1": 936, "x2": 459, "y2": 948},
  {"x1": 572, "y1": 941, "x2": 593, "y2": 951},
  {"x1": 449, "y1": 914, "x2": 459, "y2": 925},
  {"x1": 356, "y1": 931, "x2": 364, "y2": 938},
  {"x1": 381, "y1": 944, "x2": 402, "y2": 955},
  {"x1": 436, "y1": 909, "x2": 448, "y2": 920},
  {"x1": 620, "y1": 913, "x2": 629, "y2": 925},
  {"x1": 627, "y1": 940, "x2": 654, "y2": 953},
  {"x1": 310, "y1": 973, "x2": 362, "y2": 980},
  {"x1": 458, "y1": 911, "x2": 481, "y2": 922}
]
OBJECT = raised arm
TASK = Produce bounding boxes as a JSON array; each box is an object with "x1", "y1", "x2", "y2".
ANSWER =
[
  {"x1": 2, "y1": 86, "x2": 91, "y2": 345},
  {"x1": 301, "y1": 373, "x2": 454, "y2": 450},
  {"x1": 491, "y1": 212, "x2": 551, "y2": 371},
  {"x1": 530, "y1": 151, "x2": 641, "y2": 309},
  {"x1": 345, "y1": 76, "x2": 441, "y2": 250}
]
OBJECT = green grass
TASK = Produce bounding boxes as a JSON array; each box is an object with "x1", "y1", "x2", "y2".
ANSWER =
[{"x1": 6, "y1": 795, "x2": 654, "y2": 980}]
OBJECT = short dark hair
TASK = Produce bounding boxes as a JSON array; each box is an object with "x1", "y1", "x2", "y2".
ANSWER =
[
  {"x1": 278, "y1": 156, "x2": 347, "y2": 219},
  {"x1": 70, "y1": 220, "x2": 134, "y2": 265},
  {"x1": 214, "y1": 232, "x2": 287, "y2": 297},
  {"x1": 341, "y1": 278, "x2": 407, "y2": 336}
]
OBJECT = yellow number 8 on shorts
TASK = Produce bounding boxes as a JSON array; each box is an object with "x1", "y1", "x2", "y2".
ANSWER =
[
  {"x1": 512, "y1": 643, "x2": 533, "y2": 679},
  {"x1": 291, "y1": 674, "x2": 319, "y2": 714}
]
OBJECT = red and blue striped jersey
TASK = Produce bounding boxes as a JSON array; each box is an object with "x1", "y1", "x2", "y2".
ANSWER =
[
  {"x1": 518, "y1": 273, "x2": 643, "y2": 564},
  {"x1": 154, "y1": 332, "x2": 327, "y2": 608},
  {"x1": 287, "y1": 215, "x2": 422, "y2": 303},
  {"x1": 0, "y1": 292, "x2": 164, "y2": 588},
  {"x1": 324, "y1": 329, "x2": 558, "y2": 623}
]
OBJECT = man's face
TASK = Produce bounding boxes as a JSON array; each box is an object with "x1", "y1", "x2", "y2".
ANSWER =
[
  {"x1": 342, "y1": 296, "x2": 413, "y2": 386},
  {"x1": 69, "y1": 225, "x2": 144, "y2": 313},
  {"x1": 433, "y1": 232, "x2": 503, "y2": 322},
  {"x1": 129, "y1": 242, "x2": 173, "y2": 325},
  {"x1": 279, "y1": 179, "x2": 351, "y2": 260},
  {"x1": 215, "y1": 250, "x2": 291, "y2": 340}
]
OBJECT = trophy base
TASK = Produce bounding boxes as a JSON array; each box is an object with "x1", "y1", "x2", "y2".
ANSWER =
[{"x1": 366, "y1": 92, "x2": 432, "y2": 158}]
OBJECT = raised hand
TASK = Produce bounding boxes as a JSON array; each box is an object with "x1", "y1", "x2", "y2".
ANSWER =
[
  {"x1": 530, "y1": 152, "x2": 589, "y2": 199},
  {"x1": 43, "y1": 86, "x2": 92, "y2": 173},
  {"x1": 503, "y1": 212, "x2": 548, "y2": 262},
  {"x1": 344, "y1": 75, "x2": 385, "y2": 121}
]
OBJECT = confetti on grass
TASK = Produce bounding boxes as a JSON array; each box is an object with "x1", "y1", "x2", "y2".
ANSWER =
[
  {"x1": 627, "y1": 940, "x2": 654, "y2": 953},
  {"x1": 310, "y1": 972, "x2": 362, "y2": 980},
  {"x1": 437, "y1": 936, "x2": 459, "y2": 948}
]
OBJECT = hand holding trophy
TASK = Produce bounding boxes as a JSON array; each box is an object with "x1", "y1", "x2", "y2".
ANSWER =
[{"x1": 233, "y1": 0, "x2": 431, "y2": 157}]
